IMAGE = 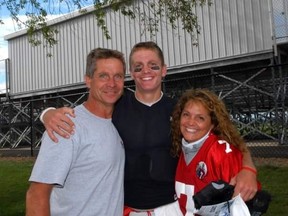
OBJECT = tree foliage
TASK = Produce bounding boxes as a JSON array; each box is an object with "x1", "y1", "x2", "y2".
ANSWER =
[{"x1": 1, "y1": 0, "x2": 211, "y2": 48}]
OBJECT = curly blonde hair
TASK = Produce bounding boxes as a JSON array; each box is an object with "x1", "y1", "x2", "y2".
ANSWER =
[{"x1": 171, "y1": 88, "x2": 247, "y2": 157}]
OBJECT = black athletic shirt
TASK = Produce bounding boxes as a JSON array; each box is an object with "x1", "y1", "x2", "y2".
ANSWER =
[{"x1": 112, "y1": 89, "x2": 179, "y2": 209}]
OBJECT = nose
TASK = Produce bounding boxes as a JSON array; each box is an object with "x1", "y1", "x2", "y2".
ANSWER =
[
  {"x1": 187, "y1": 116, "x2": 196, "y2": 125},
  {"x1": 106, "y1": 77, "x2": 116, "y2": 87},
  {"x1": 142, "y1": 65, "x2": 151, "y2": 73}
]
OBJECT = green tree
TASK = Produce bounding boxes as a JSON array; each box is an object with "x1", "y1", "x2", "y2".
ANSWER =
[{"x1": 0, "y1": 0, "x2": 211, "y2": 48}]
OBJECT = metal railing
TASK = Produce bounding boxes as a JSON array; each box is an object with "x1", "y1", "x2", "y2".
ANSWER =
[{"x1": 0, "y1": 62, "x2": 287, "y2": 157}]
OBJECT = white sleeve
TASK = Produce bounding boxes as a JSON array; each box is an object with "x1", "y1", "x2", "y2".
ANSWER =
[{"x1": 39, "y1": 107, "x2": 56, "y2": 123}]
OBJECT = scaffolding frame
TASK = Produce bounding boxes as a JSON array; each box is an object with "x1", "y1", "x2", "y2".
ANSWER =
[{"x1": 0, "y1": 61, "x2": 287, "y2": 156}]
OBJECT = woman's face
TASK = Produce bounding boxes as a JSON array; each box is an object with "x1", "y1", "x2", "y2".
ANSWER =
[{"x1": 180, "y1": 100, "x2": 214, "y2": 143}]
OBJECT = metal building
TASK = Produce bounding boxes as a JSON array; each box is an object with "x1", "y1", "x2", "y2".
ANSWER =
[{"x1": 0, "y1": 0, "x2": 288, "y2": 156}]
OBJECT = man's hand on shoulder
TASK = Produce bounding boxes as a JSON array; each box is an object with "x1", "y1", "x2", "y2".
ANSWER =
[{"x1": 42, "y1": 107, "x2": 75, "y2": 143}]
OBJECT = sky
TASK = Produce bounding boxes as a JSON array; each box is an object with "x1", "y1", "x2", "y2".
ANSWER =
[
  {"x1": 0, "y1": 17, "x2": 17, "y2": 93},
  {"x1": 0, "y1": 2, "x2": 28, "y2": 93},
  {"x1": 0, "y1": 0, "x2": 93, "y2": 93}
]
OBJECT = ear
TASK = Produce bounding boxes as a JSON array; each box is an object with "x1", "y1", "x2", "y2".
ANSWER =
[
  {"x1": 85, "y1": 75, "x2": 91, "y2": 89},
  {"x1": 161, "y1": 64, "x2": 167, "y2": 78}
]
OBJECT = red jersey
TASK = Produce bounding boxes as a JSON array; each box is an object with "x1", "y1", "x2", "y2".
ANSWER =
[{"x1": 175, "y1": 133, "x2": 243, "y2": 216}]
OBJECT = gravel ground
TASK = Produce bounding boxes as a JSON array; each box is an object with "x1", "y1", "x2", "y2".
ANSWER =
[
  {"x1": 0, "y1": 156, "x2": 288, "y2": 167},
  {"x1": 0, "y1": 157, "x2": 36, "y2": 162},
  {"x1": 253, "y1": 157, "x2": 288, "y2": 167}
]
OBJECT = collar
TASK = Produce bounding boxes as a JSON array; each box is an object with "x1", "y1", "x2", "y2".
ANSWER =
[
  {"x1": 135, "y1": 91, "x2": 164, "y2": 107},
  {"x1": 182, "y1": 131, "x2": 211, "y2": 154}
]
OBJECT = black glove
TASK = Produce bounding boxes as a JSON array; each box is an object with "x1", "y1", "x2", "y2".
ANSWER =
[
  {"x1": 193, "y1": 180, "x2": 234, "y2": 210},
  {"x1": 193, "y1": 180, "x2": 271, "y2": 215},
  {"x1": 246, "y1": 190, "x2": 271, "y2": 216}
]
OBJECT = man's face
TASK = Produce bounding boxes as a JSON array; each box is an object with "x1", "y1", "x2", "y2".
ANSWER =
[
  {"x1": 130, "y1": 49, "x2": 167, "y2": 93},
  {"x1": 85, "y1": 58, "x2": 125, "y2": 107}
]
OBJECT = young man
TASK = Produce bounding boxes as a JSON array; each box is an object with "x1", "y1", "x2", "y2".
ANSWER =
[
  {"x1": 26, "y1": 48, "x2": 126, "y2": 216},
  {"x1": 41, "y1": 42, "x2": 258, "y2": 215}
]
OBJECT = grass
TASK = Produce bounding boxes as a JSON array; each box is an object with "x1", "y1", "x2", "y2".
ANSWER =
[
  {"x1": 0, "y1": 158, "x2": 35, "y2": 216},
  {"x1": 257, "y1": 165, "x2": 288, "y2": 215},
  {"x1": 0, "y1": 157, "x2": 287, "y2": 215}
]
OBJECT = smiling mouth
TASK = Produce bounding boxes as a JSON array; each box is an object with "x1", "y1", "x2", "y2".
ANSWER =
[
  {"x1": 186, "y1": 128, "x2": 197, "y2": 133},
  {"x1": 105, "y1": 90, "x2": 119, "y2": 95},
  {"x1": 141, "y1": 76, "x2": 153, "y2": 81}
]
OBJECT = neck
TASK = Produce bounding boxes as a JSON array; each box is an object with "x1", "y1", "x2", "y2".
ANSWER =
[
  {"x1": 135, "y1": 89, "x2": 162, "y2": 104},
  {"x1": 83, "y1": 101, "x2": 114, "y2": 119}
]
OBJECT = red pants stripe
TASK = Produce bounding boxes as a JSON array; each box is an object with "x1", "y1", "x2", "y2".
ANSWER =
[{"x1": 124, "y1": 206, "x2": 153, "y2": 216}]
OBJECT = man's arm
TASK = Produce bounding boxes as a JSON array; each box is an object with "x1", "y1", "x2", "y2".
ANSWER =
[
  {"x1": 230, "y1": 150, "x2": 258, "y2": 201},
  {"x1": 26, "y1": 182, "x2": 53, "y2": 216},
  {"x1": 41, "y1": 107, "x2": 76, "y2": 142}
]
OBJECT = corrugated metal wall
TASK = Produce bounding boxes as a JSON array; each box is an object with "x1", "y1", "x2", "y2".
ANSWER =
[
  {"x1": 273, "y1": 0, "x2": 288, "y2": 43},
  {"x1": 5, "y1": 0, "x2": 273, "y2": 97}
]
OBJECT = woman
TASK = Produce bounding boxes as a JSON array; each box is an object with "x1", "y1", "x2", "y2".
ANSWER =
[{"x1": 171, "y1": 88, "x2": 259, "y2": 215}]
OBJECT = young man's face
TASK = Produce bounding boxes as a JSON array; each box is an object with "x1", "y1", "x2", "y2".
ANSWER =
[
  {"x1": 85, "y1": 58, "x2": 125, "y2": 107},
  {"x1": 130, "y1": 49, "x2": 167, "y2": 94}
]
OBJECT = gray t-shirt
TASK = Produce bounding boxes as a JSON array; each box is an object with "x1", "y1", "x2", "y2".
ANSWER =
[{"x1": 29, "y1": 104, "x2": 125, "y2": 216}]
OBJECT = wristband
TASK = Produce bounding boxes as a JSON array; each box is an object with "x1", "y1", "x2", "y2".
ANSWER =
[
  {"x1": 242, "y1": 166, "x2": 257, "y2": 175},
  {"x1": 39, "y1": 107, "x2": 56, "y2": 123}
]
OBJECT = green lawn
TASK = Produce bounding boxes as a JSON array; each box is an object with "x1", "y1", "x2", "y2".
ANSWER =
[
  {"x1": 0, "y1": 157, "x2": 287, "y2": 215},
  {"x1": 257, "y1": 165, "x2": 288, "y2": 216},
  {"x1": 0, "y1": 158, "x2": 35, "y2": 216}
]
